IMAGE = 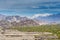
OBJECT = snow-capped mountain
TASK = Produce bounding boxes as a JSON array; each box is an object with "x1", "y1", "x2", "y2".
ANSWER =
[
  {"x1": 33, "y1": 13, "x2": 60, "y2": 25},
  {"x1": 0, "y1": 14, "x2": 39, "y2": 28},
  {"x1": 0, "y1": 13, "x2": 60, "y2": 28},
  {"x1": 5, "y1": 16, "x2": 21, "y2": 22}
]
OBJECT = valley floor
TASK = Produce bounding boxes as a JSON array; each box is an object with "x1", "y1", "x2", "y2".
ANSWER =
[
  {"x1": 0, "y1": 28, "x2": 59, "y2": 40},
  {"x1": 0, "y1": 24, "x2": 60, "y2": 40}
]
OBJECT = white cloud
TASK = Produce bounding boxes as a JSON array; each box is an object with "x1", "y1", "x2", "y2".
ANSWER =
[
  {"x1": 31, "y1": 13, "x2": 53, "y2": 19},
  {"x1": 31, "y1": 6, "x2": 39, "y2": 8}
]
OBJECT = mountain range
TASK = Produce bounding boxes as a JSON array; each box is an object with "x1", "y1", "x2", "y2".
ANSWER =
[
  {"x1": 33, "y1": 13, "x2": 60, "y2": 25},
  {"x1": 0, "y1": 14, "x2": 60, "y2": 28},
  {"x1": 0, "y1": 14, "x2": 39, "y2": 28}
]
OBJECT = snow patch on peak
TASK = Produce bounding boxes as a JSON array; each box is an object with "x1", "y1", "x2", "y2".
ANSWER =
[{"x1": 31, "y1": 13, "x2": 53, "y2": 19}]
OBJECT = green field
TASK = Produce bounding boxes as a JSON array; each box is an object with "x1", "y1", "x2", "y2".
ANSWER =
[{"x1": 11, "y1": 24, "x2": 60, "y2": 38}]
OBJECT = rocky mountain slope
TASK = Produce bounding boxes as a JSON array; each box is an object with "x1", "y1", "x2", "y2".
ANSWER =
[
  {"x1": 0, "y1": 14, "x2": 39, "y2": 28},
  {"x1": 0, "y1": 14, "x2": 60, "y2": 28}
]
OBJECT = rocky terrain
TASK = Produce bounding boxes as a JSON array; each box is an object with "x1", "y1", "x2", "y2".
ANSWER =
[
  {"x1": 0, "y1": 14, "x2": 39, "y2": 28},
  {"x1": 0, "y1": 14, "x2": 60, "y2": 28},
  {"x1": 0, "y1": 27, "x2": 58, "y2": 40}
]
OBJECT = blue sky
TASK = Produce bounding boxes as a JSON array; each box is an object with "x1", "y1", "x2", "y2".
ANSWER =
[{"x1": 0, "y1": 0, "x2": 60, "y2": 17}]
